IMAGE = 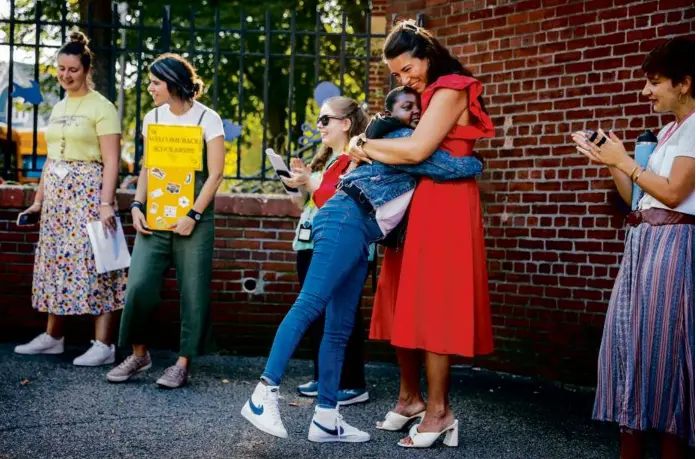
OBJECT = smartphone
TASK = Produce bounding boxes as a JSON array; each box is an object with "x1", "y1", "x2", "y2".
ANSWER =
[
  {"x1": 16, "y1": 212, "x2": 40, "y2": 226},
  {"x1": 276, "y1": 169, "x2": 300, "y2": 194}
]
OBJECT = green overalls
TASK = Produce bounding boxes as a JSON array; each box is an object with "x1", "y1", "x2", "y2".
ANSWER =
[{"x1": 118, "y1": 107, "x2": 215, "y2": 356}]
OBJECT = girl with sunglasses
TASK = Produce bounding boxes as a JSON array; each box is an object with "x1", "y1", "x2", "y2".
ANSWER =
[{"x1": 283, "y1": 96, "x2": 371, "y2": 407}]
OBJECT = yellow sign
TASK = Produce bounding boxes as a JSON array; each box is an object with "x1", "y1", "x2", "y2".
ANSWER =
[
  {"x1": 145, "y1": 124, "x2": 203, "y2": 171},
  {"x1": 146, "y1": 167, "x2": 195, "y2": 231}
]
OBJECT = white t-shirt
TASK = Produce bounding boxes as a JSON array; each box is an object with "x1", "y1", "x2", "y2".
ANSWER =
[
  {"x1": 142, "y1": 100, "x2": 224, "y2": 142},
  {"x1": 638, "y1": 113, "x2": 695, "y2": 215},
  {"x1": 375, "y1": 190, "x2": 414, "y2": 236}
]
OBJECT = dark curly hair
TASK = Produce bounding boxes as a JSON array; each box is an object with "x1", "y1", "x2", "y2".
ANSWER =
[{"x1": 383, "y1": 20, "x2": 487, "y2": 114}]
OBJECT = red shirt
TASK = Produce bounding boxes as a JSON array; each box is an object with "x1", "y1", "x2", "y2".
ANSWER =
[{"x1": 313, "y1": 154, "x2": 352, "y2": 208}]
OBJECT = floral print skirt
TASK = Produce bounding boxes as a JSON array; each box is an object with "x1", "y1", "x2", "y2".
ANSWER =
[{"x1": 32, "y1": 160, "x2": 127, "y2": 315}]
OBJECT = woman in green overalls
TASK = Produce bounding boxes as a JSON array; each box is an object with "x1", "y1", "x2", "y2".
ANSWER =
[{"x1": 106, "y1": 53, "x2": 225, "y2": 388}]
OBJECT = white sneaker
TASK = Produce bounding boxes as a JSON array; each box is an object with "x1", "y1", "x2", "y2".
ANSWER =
[
  {"x1": 241, "y1": 382, "x2": 288, "y2": 438},
  {"x1": 308, "y1": 405, "x2": 371, "y2": 443},
  {"x1": 73, "y1": 340, "x2": 115, "y2": 366},
  {"x1": 14, "y1": 333, "x2": 64, "y2": 355}
]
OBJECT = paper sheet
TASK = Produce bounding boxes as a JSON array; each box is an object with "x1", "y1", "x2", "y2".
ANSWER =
[
  {"x1": 266, "y1": 148, "x2": 302, "y2": 196},
  {"x1": 86, "y1": 219, "x2": 131, "y2": 274}
]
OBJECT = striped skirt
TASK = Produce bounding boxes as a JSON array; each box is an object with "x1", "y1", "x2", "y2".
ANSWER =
[{"x1": 593, "y1": 222, "x2": 694, "y2": 445}]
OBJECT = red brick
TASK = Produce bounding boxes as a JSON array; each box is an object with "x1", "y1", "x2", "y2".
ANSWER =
[
  {"x1": 507, "y1": 12, "x2": 529, "y2": 25},
  {"x1": 640, "y1": 38, "x2": 666, "y2": 52},
  {"x1": 650, "y1": 12, "x2": 666, "y2": 26},
  {"x1": 493, "y1": 25, "x2": 517, "y2": 38},
  {"x1": 542, "y1": 17, "x2": 569, "y2": 30},
  {"x1": 553, "y1": 51, "x2": 581, "y2": 64},
  {"x1": 515, "y1": 23, "x2": 541, "y2": 35},
  {"x1": 0, "y1": 187, "x2": 28, "y2": 209},
  {"x1": 483, "y1": 17, "x2": 507, "y2": 29},
  {"x1": 596, "y1": 32, "x2": 626, "y2": 46},
  {"x1": 658, "y1": 22, "x2": 692, "y2": 36},
  {"x1": 555, "y1": 3, "x2": 584, "y2": 16}
]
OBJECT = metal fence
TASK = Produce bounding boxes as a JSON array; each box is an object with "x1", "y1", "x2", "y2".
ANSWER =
[{"x1": 0, "y1": 1, "x2": 421, "y2": 189}]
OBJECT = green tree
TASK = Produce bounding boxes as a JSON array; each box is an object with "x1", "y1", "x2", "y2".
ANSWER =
[{"x1": 2, "y1": 0, "x2": 374, "y2": 192}]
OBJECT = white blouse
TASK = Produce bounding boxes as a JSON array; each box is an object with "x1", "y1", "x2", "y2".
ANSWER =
[{"x1": 638, "y1": 112, "x2": 695, "y2": 215}]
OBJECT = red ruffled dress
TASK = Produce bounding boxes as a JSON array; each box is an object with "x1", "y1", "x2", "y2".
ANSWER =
[{"x1": 369, "y1": 74, "x2": 495, "y2": 357}]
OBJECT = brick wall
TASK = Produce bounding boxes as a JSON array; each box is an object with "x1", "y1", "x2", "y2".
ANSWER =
[
  {"x1": 385, "y1": 0, "x2": 694, "y2": 383},
  {"x1": 369, "y1": 0, "x2": 390, "y2": 114},
  {"x1": 0, "y1": 187, "x2": 396, "y2": 362}
]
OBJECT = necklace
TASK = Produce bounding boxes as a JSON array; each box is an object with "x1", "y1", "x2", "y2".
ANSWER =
[{"x1": 59, "y1": 92, "x2": 88, "y2": 159}]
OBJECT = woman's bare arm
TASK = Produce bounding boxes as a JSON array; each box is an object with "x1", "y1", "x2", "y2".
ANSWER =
[
  {"x1": 98, "y1": 134, "x2": 121, "y2": 204},
  {"x1": 616, "y1": 156, "x2": 695, "y2": 209}
]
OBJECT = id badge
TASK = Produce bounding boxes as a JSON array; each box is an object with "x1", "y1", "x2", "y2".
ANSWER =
[
  {"x1": 53, "y1": 162, "x2": 70, "y2": 180},
  {"x1": 298, "y1": 223, "x2": 312, "y2": 242}
]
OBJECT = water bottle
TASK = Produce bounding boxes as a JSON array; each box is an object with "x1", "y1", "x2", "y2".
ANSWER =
[{"x1": 631, "y1": 130, "x2": 657, "y2": 210}]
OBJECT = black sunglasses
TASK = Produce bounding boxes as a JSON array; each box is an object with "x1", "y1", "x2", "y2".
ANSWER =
[{"x1": 316, "y1": 115, "x2": 345, "y2": 127}]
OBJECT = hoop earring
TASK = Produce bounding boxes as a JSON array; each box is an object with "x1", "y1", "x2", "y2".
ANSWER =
[{"x1": 679, "y1": 93, "x2": 687, "y2": 104}]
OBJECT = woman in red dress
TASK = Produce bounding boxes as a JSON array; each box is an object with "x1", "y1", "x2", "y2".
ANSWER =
[{"x1": 349, "y1": 20, "x2": 495, "y2": 448}]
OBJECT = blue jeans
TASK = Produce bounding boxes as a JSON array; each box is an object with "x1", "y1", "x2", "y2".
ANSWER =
[{"x1": 262, "y1": 193, "x2": 383, "y2": 408}]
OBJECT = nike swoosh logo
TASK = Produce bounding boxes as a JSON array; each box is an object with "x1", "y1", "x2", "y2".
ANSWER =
[
  {"x1": 249, "y1": 398, "x2": 264, "y2": 416},
  {"x1": 313, "y1": 420, "x2": 344, "y2": 436}
]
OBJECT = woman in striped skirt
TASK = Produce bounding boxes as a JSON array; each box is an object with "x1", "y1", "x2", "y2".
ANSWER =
[{"x1": 572, "y1": 38, "x2": 694, "y2": 458}]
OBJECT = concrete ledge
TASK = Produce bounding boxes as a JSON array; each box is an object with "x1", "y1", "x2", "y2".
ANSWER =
[{"x1": 0, "y1": 185, "x2": 301, "y2": 218}]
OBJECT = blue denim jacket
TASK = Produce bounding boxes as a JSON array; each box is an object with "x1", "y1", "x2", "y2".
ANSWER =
[{"x1": 339, "y1": 127, "x2": 483, "y2": 208}]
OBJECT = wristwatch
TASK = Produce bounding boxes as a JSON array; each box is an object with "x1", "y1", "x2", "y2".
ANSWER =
[
  {"x1": 130, "y1": 201, "x2": 145, "y2": 212},
  {"x1": 186, "y1": 209, "x2": 202, "y2": 222},
  {"x1": 356, "y1": 136, "x2": 367, "y2": 148}
]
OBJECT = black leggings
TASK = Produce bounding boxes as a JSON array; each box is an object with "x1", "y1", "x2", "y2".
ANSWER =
[{"x1": 296, "y1": 249, "x2": 366, "y2": 390}]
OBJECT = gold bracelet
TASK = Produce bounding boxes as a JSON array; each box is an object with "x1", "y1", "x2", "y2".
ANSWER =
[
  {"x1": 628, "y1": 165, "x2": 639, "y2": 180},
  {"x1": 633, "y1": 168, "x2": 645, "y2": 182}
]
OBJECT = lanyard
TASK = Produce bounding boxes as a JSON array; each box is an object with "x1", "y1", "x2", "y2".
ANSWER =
[{"x1": 655, "y1": 108, "x2": 694, "y2": 151}]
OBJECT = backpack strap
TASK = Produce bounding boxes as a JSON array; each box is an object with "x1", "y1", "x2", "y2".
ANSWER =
[{"x1": 197, "y1": 109, "x2": 207, "y2": 126}]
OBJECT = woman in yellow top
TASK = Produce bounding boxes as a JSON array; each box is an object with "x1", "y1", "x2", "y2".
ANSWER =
[{"x1": 14, "y1": 31, "x2": 126, "y2": 366}]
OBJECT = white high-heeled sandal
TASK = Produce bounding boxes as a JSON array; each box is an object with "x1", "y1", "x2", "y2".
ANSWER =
[
  {"x1": 375, "y1": 410, "x2": 426, "y2": 431},
  {"x1": 397, "y1": 419, "x2": 459, "y2": 448}
]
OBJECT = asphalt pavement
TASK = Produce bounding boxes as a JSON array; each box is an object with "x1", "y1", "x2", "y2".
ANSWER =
[{"x1": 0, "y1": 343, "x2": 619, "y2": 459}]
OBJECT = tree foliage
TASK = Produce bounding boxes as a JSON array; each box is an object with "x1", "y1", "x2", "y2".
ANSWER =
[{"x1": 2, "y1": 0, "x2": 375, "y2": 192}]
